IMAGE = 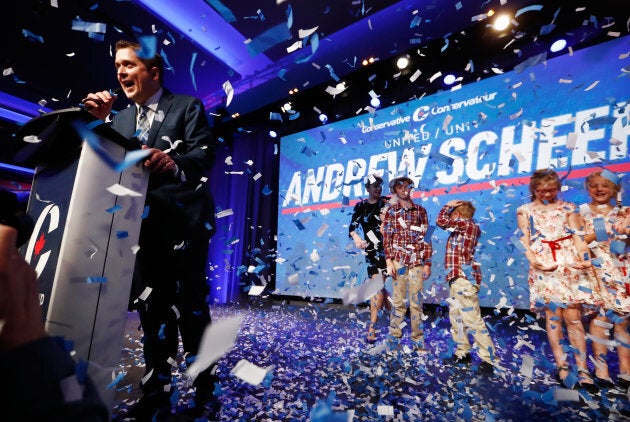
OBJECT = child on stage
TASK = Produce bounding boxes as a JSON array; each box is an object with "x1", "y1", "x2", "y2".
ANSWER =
[
  {"x1": 349, "y1": 175, "x2": 391, "y2": 343},
  {"x1": 436, "y1": 200, "x2": 496, "y2": 374},
  {"x1": 382, "y1": 176, "x2": 432, "y2": 351},
  {"x1": 517, "y1": 169, "x2": 599, "y2": 392},
  {"x1": 574, "y1": 170, "x2": 630, "y2": 388}
]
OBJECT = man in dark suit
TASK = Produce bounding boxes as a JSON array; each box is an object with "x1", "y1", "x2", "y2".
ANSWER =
[{"x1": 84, "y1": 40, "x2": 217, "y2": 420}]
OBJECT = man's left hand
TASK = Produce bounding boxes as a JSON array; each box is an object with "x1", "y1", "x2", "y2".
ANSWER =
[{"x1": 142, "y1": 146, "x2": 178, "y2": 176}]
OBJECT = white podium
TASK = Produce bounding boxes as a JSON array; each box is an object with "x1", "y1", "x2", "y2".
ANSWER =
[{"x1": 17, "y1": 108, "x2": 148, "y2": 414}]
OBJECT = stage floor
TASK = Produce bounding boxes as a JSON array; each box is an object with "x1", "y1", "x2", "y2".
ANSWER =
[{"x1": 112, "y1": 299, "x2": 630, "y2": 421}]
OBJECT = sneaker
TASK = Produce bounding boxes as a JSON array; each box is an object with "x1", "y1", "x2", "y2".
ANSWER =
[
  {"x1": 618, "y1": 375, "x2": 630, "y2": 390},
  {"x1": 594, "y1": 376, "x2": 615, "y2": 389},
  {"x1": 477, "y1": 361, "x2": 494, "y2": 375},
  {"x1": 577, "y1": 369, "x2": 599, "y2": 394},
  {"x1": 445, "y1": 353, "x2": 472, "y2": 366}
]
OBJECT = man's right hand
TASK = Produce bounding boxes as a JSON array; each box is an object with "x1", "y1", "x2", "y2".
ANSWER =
[{"x1": 81, "y1": 90, "x2": 118, "y2": 121}]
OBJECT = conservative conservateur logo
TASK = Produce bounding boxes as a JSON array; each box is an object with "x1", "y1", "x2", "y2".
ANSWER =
[{"x1": 25, "y1": 203, "x2": 60, "y2": 278}]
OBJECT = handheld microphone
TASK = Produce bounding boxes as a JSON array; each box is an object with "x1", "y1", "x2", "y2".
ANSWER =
[{"x1": 80, "y1": 87, "x2": 122, "y2": 110}]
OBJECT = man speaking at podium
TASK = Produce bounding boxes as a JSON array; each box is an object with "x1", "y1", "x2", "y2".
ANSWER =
[{"x1": 83, "y1": 39, "x2": 218, "y2": 420}]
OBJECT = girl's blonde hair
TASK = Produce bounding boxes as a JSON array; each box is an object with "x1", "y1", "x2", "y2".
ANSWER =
[{"x1": 585, "y1": 170, "x2": 620, "y2": 206}]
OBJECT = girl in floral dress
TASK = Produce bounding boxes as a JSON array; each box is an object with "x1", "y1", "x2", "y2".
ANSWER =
[
  {"x1": 575, "y1": 170, "x2": 630, "y2": 389},
  {"x1": 517, "y1": 169, "x2": 599, "y2": 392}
]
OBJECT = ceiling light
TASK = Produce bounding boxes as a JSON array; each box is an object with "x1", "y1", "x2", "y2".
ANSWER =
[
  {"x1": 370, "y1": 97, "x2": 381, "y2": 108},
  {"x1": 319, "y1": 113, "x2": 328, "y2": 124},
  {"x1": 443, "y1": 74, "x2": 457, "y2": 85},
  {"x1": 396, "y1": 56, "x2": 410, "y2": 70},
  {"x1": 550, "y1": 39, "x2": 567, "y2": 53},
  {"x1": 335, "y1": 82, "x2": 346, "y2": 91},
  {"x1": 282, "y1": 102, "x2": 292, "y2": 112},
  {"x1": 362, "y1": 59, "x2": 369, "y2": 66},
  {"x1": 493, "y1": 14, "x2": 511, "y2": 31},
  {"x1": 269, "y1": 130, "x2": 277, "y2": 138}
]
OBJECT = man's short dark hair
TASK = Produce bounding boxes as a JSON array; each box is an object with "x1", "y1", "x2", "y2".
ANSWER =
[{"x1": 115, "y1": 40, "x2": 164, "y2": 85}]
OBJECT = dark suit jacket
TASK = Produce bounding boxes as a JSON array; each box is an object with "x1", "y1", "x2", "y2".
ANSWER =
[{"x1": 112, "y1": 89, "x2": 216, "y2": 240}]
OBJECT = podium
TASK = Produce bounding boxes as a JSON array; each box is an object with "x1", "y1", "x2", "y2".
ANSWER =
[{"x1": 16, "y1": 108, "x2": 149, "y2": 413}]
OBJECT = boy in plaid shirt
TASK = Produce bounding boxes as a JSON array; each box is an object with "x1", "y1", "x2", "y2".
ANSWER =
[
  {"x1": 382, "y1": 176, "x2": 432, "y2": 351},
  {"x1": 436, "y1": 200, "x2": 496, "y2": 373}
]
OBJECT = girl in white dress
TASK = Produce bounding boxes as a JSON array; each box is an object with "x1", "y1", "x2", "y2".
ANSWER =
[
  {"x1": 574, "y1": 170, "x2": 630, "y2": 389},
  {"x1": 517, "y1": 169, "x2": 599, "y2": 392}
]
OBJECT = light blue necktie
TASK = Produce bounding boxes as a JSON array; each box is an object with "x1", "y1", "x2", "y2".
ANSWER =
[{"x1": 137, "y1": 105, "x2": 150, "y2": 144}]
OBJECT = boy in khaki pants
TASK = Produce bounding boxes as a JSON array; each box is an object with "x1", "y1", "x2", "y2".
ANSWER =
[
  {"x1": 382, "y1": 176, "x2": 432, "y2": 351},
  {"x1": 436, "y1": 200, "x2": 496, "y2": 374}
]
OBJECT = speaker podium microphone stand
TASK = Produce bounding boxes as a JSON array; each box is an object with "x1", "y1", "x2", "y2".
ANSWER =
[{"x1": 15, "y1": 107, "x2": 149, "y2": 415}]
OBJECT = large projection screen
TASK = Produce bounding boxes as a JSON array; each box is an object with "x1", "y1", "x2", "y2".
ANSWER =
[{"x1": 276, "y1": 37, "x2": 630, "y2": 309}]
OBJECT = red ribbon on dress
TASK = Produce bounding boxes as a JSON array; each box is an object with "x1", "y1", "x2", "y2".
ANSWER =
[
  {"x1": 621, "y1": 261, "x2": 630, "y2": 295},
  {"x1": 541, "y1": 235, "x2": 572, "y2": 262}
]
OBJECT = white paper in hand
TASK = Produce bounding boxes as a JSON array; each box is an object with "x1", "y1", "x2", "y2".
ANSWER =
[{"x1": 187, "y1": 315, "x2": 242, "y2": 380}]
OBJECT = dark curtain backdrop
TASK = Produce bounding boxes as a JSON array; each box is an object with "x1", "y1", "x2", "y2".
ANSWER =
[{"x1": 206, "y1": 131, "x2": 279, "y2": 304}]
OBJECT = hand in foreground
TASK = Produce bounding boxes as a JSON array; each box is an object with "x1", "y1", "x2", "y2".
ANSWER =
[{"x1": 0, "y1": 225, "x2": 45, "y2": 351}]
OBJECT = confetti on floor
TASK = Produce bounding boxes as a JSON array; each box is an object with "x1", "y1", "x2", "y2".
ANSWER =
[{"x1": 112, "y1": 300, "x2": 630, "y2": 421}]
